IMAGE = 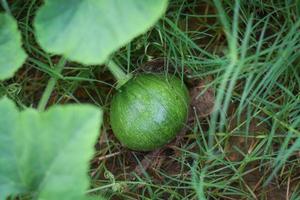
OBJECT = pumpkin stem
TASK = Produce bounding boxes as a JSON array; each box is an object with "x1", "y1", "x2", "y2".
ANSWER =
[{"x1": 106, "y1": 60, "x2": 132, "y2": 88}]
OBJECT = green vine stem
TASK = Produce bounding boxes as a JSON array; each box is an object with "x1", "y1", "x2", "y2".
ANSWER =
[
  {"x1": 1, "y1": 0, "x2": 12, "y2": 15},
  {"x1": 38, "y1": 58, "x2": 66, "y2": 111},
  {"x1": 106, "y1": 60, "x2": 132, "y2": 89}
]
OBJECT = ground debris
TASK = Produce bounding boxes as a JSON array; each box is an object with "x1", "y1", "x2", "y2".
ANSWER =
[{"x1": 189, "y1": 76, "x2": 215, "y2": 118}]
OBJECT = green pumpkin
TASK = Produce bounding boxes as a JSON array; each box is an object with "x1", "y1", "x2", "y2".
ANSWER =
[{"x1": 110, "y1": 73, "x2": 189, "y2": 151}]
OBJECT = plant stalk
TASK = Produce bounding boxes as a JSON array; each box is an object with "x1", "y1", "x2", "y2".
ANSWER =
[
  {"x1": 106, "y1": 60, "x2": 132, "y2": 89},
  {"x1": 1, "y1": 0, "x2": 12, "y2": 15},
  {"x1": 38, "y1": 58, "x2": 66, "y2": 111}
]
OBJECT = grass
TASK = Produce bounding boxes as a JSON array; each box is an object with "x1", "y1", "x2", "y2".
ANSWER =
[{"x1": 1, "y1": 0, "x2": 300, "y2": 199}]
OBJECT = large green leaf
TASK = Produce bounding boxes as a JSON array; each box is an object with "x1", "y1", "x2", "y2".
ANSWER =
[
  {"x1": 0, "y1": 13, "x2": 27, "y2": 80},
  {"x1": 0, "y1": 97, "x2": 102, "y2": 200},
  {"x1": 34, "y1": 0, "x2": 168, "y2": 65}
]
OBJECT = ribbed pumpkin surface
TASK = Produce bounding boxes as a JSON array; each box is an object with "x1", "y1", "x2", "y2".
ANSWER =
[{"x1": 110, "y1": 74, "x2": 189, "y2": 151}]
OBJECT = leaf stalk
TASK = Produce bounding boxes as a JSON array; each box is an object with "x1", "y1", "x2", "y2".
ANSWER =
[
  {"x1": 38, "y1": 58, "x2": 66, "y2": 111},
  {"x1": 106, "y1": 60, "x2": 132, "y2": 89}
]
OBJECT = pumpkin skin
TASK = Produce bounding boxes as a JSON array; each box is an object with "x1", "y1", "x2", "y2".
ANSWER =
[{"x1": 110, "y1": 74, "x2": 189, "y2": 151}]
